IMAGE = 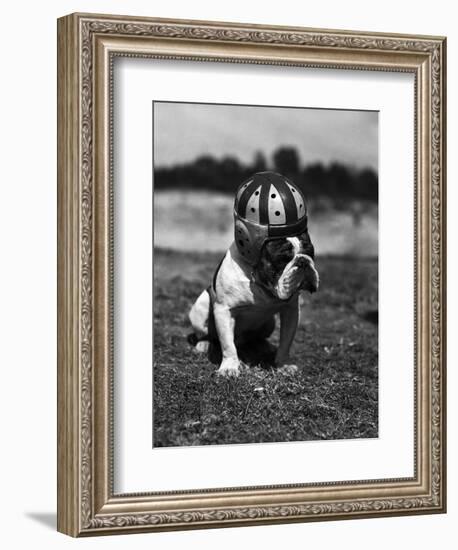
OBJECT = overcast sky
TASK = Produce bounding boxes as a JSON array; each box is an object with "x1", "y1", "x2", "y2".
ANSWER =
[{"x1": 153, "y1": 101, "x2": 378, "y2": 172}]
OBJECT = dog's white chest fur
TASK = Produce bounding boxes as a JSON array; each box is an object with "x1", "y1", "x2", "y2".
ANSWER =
[{"x1": 214, "y1": 243, "x2": 294, "y2": 314}]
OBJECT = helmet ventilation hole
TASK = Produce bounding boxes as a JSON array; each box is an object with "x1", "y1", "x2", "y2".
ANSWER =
[
  {"x1": 255, "y1": 191, "x2": 259, "y2": 195},
  {"x1": 251, "y1": 207, "x2": 256, "y2": 212},
  {"x1": 271, "y1": 193, "x2": 276, "y2": 198},
  {"x1": 275, "y1": 211, "x2": 281, "y2": 216},
  {"x1": 238, "y1": 240, "x2": 244, "y2": 247}
]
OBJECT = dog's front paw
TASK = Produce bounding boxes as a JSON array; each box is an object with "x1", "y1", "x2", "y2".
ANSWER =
[
  {"x1": 194, "y1": 340, "x2": 210, "y2": 354},
  {"x1": 275, "y1": 355, "x2": 298, "y2": 375},
  {"x1": 278, "y1": 364, "x2": 298, "y2": 375},
  {"x1": 217, "y1": 358, "x2": 240, "y2": 378}
]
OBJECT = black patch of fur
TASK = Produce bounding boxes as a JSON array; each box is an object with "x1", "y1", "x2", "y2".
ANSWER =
[
  {"x1": 256, "y1": 238, "x2": 294, "y2": 288},
  {"x1": 298, "y1": 230, "x2": 315, "y2": 260},
  {"x1": 255, "y1": 231, "x2": 315, "y2": 289}
]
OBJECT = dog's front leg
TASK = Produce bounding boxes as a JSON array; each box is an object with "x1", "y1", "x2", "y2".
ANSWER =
[
  {"x1": 275, "y1": 297, "x2": 299, "y2": 374},
  {"x1": 213, "y1": 303, "x2": 240, "y2": 377}
]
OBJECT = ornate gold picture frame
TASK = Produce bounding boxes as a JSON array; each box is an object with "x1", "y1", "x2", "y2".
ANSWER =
[{"x1": 57, "y1": 12, "x2": 446, "y2": 537}]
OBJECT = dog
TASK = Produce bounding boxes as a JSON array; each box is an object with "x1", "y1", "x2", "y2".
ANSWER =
[{"x1": 188, "y1": 171, "x2": 319, "y2": 377}]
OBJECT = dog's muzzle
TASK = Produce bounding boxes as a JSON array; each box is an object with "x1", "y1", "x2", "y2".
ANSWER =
[{"x1": 275, "y1": 254, "x2": 319, "y2": 299}]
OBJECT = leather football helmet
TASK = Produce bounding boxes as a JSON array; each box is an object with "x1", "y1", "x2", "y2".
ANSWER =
[{"x1": 233, "y1": 171, "x2": 308, "y2": 266}]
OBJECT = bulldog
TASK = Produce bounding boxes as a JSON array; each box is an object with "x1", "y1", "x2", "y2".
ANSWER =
[
  {"x1": 188, "y1": 171, "x2": 319, "y2": 377},
  {"x1": 188, "y1": 231, "x2": 319, "y2": 377}
]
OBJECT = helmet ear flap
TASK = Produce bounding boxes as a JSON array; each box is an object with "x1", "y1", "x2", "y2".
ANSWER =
[
  {"x1": 234, "y1": 218, "x2": 268, "y2": 266},
  {"x1": 234, "y1": 219, "x2": 255, "y2": 264}
]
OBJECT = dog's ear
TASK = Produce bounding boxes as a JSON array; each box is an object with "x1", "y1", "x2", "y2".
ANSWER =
[
  {"x1": 301, "y1": 259, "x2": 319, "y2": 293},
  {"x1": 299, "y1": 231, "x2": 315, "y2": 260}
]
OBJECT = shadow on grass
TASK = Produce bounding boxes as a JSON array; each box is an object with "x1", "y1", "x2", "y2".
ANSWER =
[{"x1": 204, "y1": 337, "x2": 277, "y2": 369}]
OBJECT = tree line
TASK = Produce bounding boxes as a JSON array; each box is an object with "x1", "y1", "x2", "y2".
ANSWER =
[{"x1": 154, "y1": 146, "x2": 378, "y2": 203}]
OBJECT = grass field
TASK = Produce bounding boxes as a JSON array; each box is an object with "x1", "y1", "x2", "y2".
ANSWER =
[{"x1": 153, "y1": 248, "x2": 378, "y2": 447}]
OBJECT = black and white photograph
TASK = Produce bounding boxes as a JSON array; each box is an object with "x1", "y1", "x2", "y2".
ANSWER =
[{"x1": 152, "y1": 101, "x2": 379, "y2": 448}]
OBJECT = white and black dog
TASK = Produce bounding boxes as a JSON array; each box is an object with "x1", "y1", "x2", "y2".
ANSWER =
[{"x1": 188, "y1": 172, "x2": 319, "y2": 377}]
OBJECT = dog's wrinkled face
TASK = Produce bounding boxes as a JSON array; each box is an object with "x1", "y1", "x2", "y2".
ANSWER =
[{"x1": 255, "y1": 232, "x2": 319, "y2": 300}]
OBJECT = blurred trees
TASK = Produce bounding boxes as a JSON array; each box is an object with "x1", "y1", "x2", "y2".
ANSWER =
[
  {"x1": 155, "y1": 146, "x2": 378, "y2": 205},
  {"x1": 273, "y1": 147, "x2": 300, "y2": 178},
  {"x1": 251, "y1": 151, "x2": 268, "y2": 173}
]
